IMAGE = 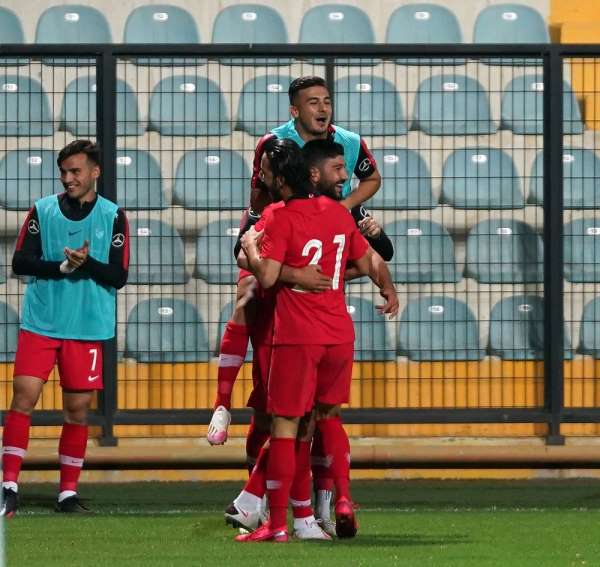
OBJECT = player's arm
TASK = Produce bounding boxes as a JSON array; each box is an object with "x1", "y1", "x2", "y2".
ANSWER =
[
  {"x1": 249, "y1": 134, "x2": 275, "y2": 216},
  {"x1": 234, "y1": 210, "x2": 261, "y2": 259},
  {"x1": 340, "y1": 139, "x2": 381, "y2": 210},
  {"x1": 351, "y1": 205, "x2": 394, "y2": 261},
  {"x1": 240, "y1": 226, "x2": 282, "y2": 289}
]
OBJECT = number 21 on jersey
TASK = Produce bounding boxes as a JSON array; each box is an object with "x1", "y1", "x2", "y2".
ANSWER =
[{"x1": 302, "y1": 234, "x2": 346, "y2": 290}]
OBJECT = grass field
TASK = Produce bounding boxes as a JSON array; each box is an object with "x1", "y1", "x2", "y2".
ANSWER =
[{"x1": 6, "y1": 479, "x2": 600, "y2": 566}]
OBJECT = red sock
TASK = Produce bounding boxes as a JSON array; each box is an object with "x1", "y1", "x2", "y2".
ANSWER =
[
  {"x1": 243, "y1": 446, "x2": 268, "y2": 498},
  {"x1": 214, "y1": 322, "x2": 249, "y2": 410},
  {"x1": 290, "y1": 440, "x2": 313, "y2": 519},
  {"x1": 316, "y1": 417, "x2": 351, "y2": 502},
  {"x1": 311, "y1": 428, "x2": 334, "y2": 492},
  {"x1": 245, "y1": 418, "x2": 270, "y2": 474},
  {"x1": 2, "y1": 410, "x2": 31, "y2": 483},
  {"x1": 266, "y1": 437, "x2": 295, "y2": 529},
  {"x1": 58, "y1": 423, "x2": 88, "y2": 493}
]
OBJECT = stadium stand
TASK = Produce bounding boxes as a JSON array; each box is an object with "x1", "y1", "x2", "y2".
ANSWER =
[
  {"x1": 346, "y1": 295, "x2": 395, "y2": 361},
  {"x1": 299, "y1": 4, "x2": 374, "y2": 46},
  {"x1": 194, "y1": 220, "x2": 240, "y2": 284},
  {"x1": 115, "y1": 149, "x2": 167, "y2": 210},
  {"x1": 578, "y1": 297, "x2": 600, "y2": 358},
  {"x1": 0, "y1": 302, "x2": 18, "y2": 362},
  {"x1": 0, "y1": 75, "x2": 53, "y2": 136},
  {"x1": 564, "y1": 218, "x2": 600, "y2": 283},
  {"x1": 0, "y1": 6, "x2": 26, "y2": 64}
]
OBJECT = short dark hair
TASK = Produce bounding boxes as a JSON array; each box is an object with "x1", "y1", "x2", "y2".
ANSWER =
[
  {"x1": 57, "y1": 140, "x2": 101, "y2": 168},
  {"x1": 263, "y1": 138, "x2": 311, "y2": 198},
  {"x1": 288, "y1": 76, "x2": 330, "y2": 104},
  {"x1": 302, "y1": 139, "x2": 345, "y2": 169}
]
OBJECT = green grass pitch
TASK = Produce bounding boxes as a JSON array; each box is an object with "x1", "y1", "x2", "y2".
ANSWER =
[{"x1": 6, "y1": 479, "x2": 600, "y2": 566}]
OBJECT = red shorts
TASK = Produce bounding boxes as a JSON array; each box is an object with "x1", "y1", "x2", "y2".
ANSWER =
[
  {"x1": 267, "y1": 343, "x2": 354, "y2": 417},
  {"x1": 13, "y1": 330, "x2": 104, "y2": 391},
  {"x1": 247, "y1": 342, "x2": 272, "y2": 412}
]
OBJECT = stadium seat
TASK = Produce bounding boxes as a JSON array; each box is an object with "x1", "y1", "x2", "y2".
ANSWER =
[
  {"x1": 0, "y1": 8, "x2": 27, "y2": 65},
  {"x1": 148, "y1": 75, "x2": 230, "y2": 136},
  {"x1": 217, "y1": 301, "x2": 253, "y2": 361},
  {"x1": 59, "y1": 76, "x2": 143, "y2": 137},
  {"x1": 346, "y1": 296, "x2": 395, "y2": 361},
  {"x1": 128, "y1": 220, "x2": 188, "y2": 284},
  {"x1": 124, "y1": 298, "x2": 210, "y2": 362},
  {"x1": 194, "y1": 220, "x2": 240, "y2": 284},
  {"x1": 440, "y1": 147, "x2": 524, "y2": 209},
  {"x1": 333, "y1": 75, "x2": 407, "y2": 136},
  {"x1": 116, "y1": 150, "x2": 167, "y2": 210},
  {"x1": 384, "y1": 219, "x2": 460, "y2": 283},
  {"x1": 464, "y1": 219, "x2": 544, "y2": 283},
  {"x1": 173, "y1": 149, "x2": 250, "y2": 210},
  {"x1": 367, "y1": 149, "x2": 435, "y2": 209},
  {"x1": 0, "y1": 248, "x2": 5, "y2": 284},
  {"x1": 0, "y1": 302, "x2": 18, "y2": 362},
  {"x1": 0, "y1": 75, "x2": 53, "y2": 136},
  {"x1": 564, "y1": 218, "x2": 600, "y2": 282},
  {"x1": 386, "y1": 4, "x2": 464, "y2": 65},
  {"x1": 212, "y1": 5, "x2": 288, "y2": 65},
  {"x1": 0, "y1": 149, "x2": 62, "y2": 210},
  {"x1": 474, "y1": 4, "x2": 548, "y2": 64},
  {"x1": 489, "y1": 295, "x2": 572, "y2": 360},
  {"x1": 501, "y1": 75, "x2": 583, "y2": 134},
  {"x1": 412, "y1": 74, "x2": 496, "y2": 135},
  {"x1": 578, "y1": 297, "x2": 600, "y2": 357},
  {"x1": 398, "y1": 296, "x2": 484, "y2": 361},
  {"x1": 528, "y1": 148, "x2": 600, "y2": 208},
  {"x1": 236, "y1": 75, "x2": 292, "y2": 136}
]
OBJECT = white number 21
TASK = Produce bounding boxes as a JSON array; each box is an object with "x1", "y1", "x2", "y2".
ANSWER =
[{"x1": 301, "y1": 234, "x2": 346, "y2": 290}]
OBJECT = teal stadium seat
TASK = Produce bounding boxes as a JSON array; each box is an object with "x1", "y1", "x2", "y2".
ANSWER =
[
  {"x1": 385, "y1": 219, "x2": 459, "y2": 283},
  {"x1": 489, "y1": 295, "x2": 572, "y2": 360},
  {"x1": 124, "y1": 5, "x2": 200, "y2": 66},
  {"x1": 173, "y1": 149, "x2": 250, "y2": 210},
  {"x1": 128, "y1": 220, "x2": 188, "y2": 284},
  {"x1": 0, "y1": 303, "x2": 18, "y2": 361},
  {"x1": 334, "y1": 75, "x2": 407, "y2": 136},
  {"x1": 564, "y1": 218, "x2": 600, "y2": 282},
  {"x1": 386, "y1": 4, "x2": 464, "y2": 65},
  {"x1": 125, "y1": 298, "x2": 210, "y2": 362},
  {"x1": 412, "y1": 74, "x2": 496, "y2": 135},
  {"x1": 148, "y1": 75, "x2": 230, "y2": 136},
  {"x1": 236, "y1": 75, "x2": 292, "y2": 136},
  {"x1": 212, "y1": 5, "x2": 288, "y2": 65},
  {"x1": 0, "y1": 150, "x2": 62, "y2": 210},
  {"x1": 398, "y1": 296, "x2": 484, "y2": 361},
  {"x1": 346, "y1": 296, "x2": 395, "y2": 361},
  {"x1": 0, "y1": 75, "x2": 53, "y2": 136},
  {"x1": 465, "y1": 219, "x2": 544, "y2": 283},
  {"x1": 217, "y1": 302, "x2": 253, "y2": 361},
  {"x1": 440, "y1": 147, "x2": 523, "y2": 209},
  {"x1": 474, "y1": 4, "x2": 548, "y2": 65},
  {"x1": 501, "y1": 75, "x2": 583, "y2": 134},
  {"x1": 367, "y1": 149, "x2": 434, "y2": 209},
  {"x1": 194, "y1": 220, "x2": 240, "y2": 284},
  {"x1": 579, "y1": 298, "x2": 600, "y2": 357},
  {"x1": 528, "y1": 148, "x2": 600, "y2": 208},
  {"x1": 0, "y1": 248, "x2": 5, "y2": 284},
  {"x1": 116, "y1": 150, "x2": 167, "y2": 210},
  {"x1": 0, "y1": 8, "x2": 27, "y2": 65},
  {"x1": 59, "y1": 76, "x2": 143, "y2": 136}
]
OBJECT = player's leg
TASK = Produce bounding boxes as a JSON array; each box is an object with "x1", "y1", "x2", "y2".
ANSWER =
[{"x1": 311, "y1": 426, "x2": 335, "y2": 536}]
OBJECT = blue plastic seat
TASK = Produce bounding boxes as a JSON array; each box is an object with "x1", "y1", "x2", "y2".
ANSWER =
[
  {"x1": 440, "y1": 147, "x2": 523, "y2": 209},
  {"x1": 0, "y1": 8, "x2": 27, "y2": 65},
  {"x1": 334, "y1": 75, "x2": 407, "y2": 136},
  {"x1": 385, "y1": 219, "x2": 459, "y2": 283},
  {"x1": 564, "y1": 219, "x2": 600, "y2": 282},
  {"x1": 236, "y1": 75, "x2": 292, "y2": 136},
  {"x1": 528, "y1": 148, "x2": 600, "y2": 208},
  {"x1": 194, "y1": 220, "x2": 240, "y2": 284},
  {"x1": 148, "y1": 75, "x2": 230, "y2": 136},
  {"x1": 128, "y1": 220, "x2": 188, "y2": 284},
  {"x1": 125, "y1": 298, "x2": 210, "y2": 362},
  {"x1": 0, "y1": 75, "x2": 53, "y2": 136},
  {"x1": 173, "y1": 149, "x2": 250, "y2": 210},
  {"x1": 0, "y1": 149, "x2": 62, "y2": 210},
  {"x1": 398, "y1": 296, "x2": 484, "y2": 361},
  {"x1": 501, "y1": 75, "x2": 583, "y2": 134},
  {"x1": 367, "y1": 149, "x2": 434, "y2": 209},
  {"x1": 346, "y1": 296, "x2": 395, "y2": 360},
  {"x1": 412, "y1": 74, "x2": 496, "y2": 135},
  {"x1": 465, "y1": 219, "x2": 544, "y2": 283},
  {"x1": 579, "y1": 298, "x2": 600, "y2": 357},
  {"x1": 0, "y1": 302, "x2": 18, "y2": 361},
  {"x1": 217, "y1": 301, "x2": 253, "y2": 361},
  {"x1": 116, "y1": 150, "x2": 167, "y2": 210},
  {"x1": 0, "y1": 247, "x2": 5, "y2": 284}
]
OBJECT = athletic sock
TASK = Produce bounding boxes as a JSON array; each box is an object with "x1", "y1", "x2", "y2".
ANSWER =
[
  {"x1": 311, "y1": 427, "x2": 335, "y2": 491},
  {"x1": 290, "y1": 440, "x2": 313, "y2": 519},
  {"x1": 245, "y1": 418, "x2": 270, "y2": 474},
  {"x1": 214, "y1": 322, "x2": 249, "y2": 409},
  {"x1": 316, "y1": 417, "x2": 351, "y2": 503},
  {"x1": 2, "y1": 410, "x2": 31, "y2": 485},
  {"x1": 266, "y1": 437, "x2": 295, "y2": 529},
  {"x1": 58, "y1": 423, "x2": 88, "y2": 493},
  {"x1": 243, "y1": 446, "x2": 268, "y2": 499}
]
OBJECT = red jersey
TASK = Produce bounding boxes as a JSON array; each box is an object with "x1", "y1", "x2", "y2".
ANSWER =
[{"x1": 260, "y1": 196, "x2": 369, "y2": 345}]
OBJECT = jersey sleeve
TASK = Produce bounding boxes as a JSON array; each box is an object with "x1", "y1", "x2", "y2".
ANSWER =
[
  {"x1": 251, "y1": 133, "x2": 277, "y2": 190},
  {"x1": 347, "y1": 225, "x2": 369, "y2": 261},
  {"x1": 353, "y1": 138, "x2": 377, "y2": 180},
  {"x1": 260, "y1": 211, "x2": 289, "y2": 263}
]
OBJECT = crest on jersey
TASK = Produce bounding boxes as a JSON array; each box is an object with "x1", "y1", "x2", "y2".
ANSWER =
[
  {"x1": 27, "y1": 219, "x2": 40, "y2": 234},
  {"x1": 112, "y1": 233, "x2": 125, "y2": 247}
]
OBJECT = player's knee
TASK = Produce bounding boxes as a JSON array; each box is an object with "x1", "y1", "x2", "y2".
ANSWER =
[
  {"x1": 315, "y1": 403, "x2": 341, "y2": 420},
  {"x1": 63, "y1": 408, "x2": 88, "y2": 425},
  {"x1": 9, "y1": 397, "x2": 35, "y2": 415},
  {"x1": 253, "y1": 410, "x2": 271, "y2": 432}
]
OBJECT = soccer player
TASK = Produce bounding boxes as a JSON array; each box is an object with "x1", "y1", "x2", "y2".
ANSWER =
[{"x1": 1, "y1": 140, "x2": 129, "y2": 516}]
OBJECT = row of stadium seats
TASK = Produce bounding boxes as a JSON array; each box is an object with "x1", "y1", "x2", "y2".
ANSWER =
[
  {"x1": 0, "y1": 73, "x2": 584, "y2": 137},
  {"x1": 4, "y1": 146, "x2": 600, "y2": 211},
  {"x1": 0, "y1": 4, "x2": 549, "y2": 53},
  {"x1": 5, "y1": 293, "x2": 600, "y2": 363}
]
